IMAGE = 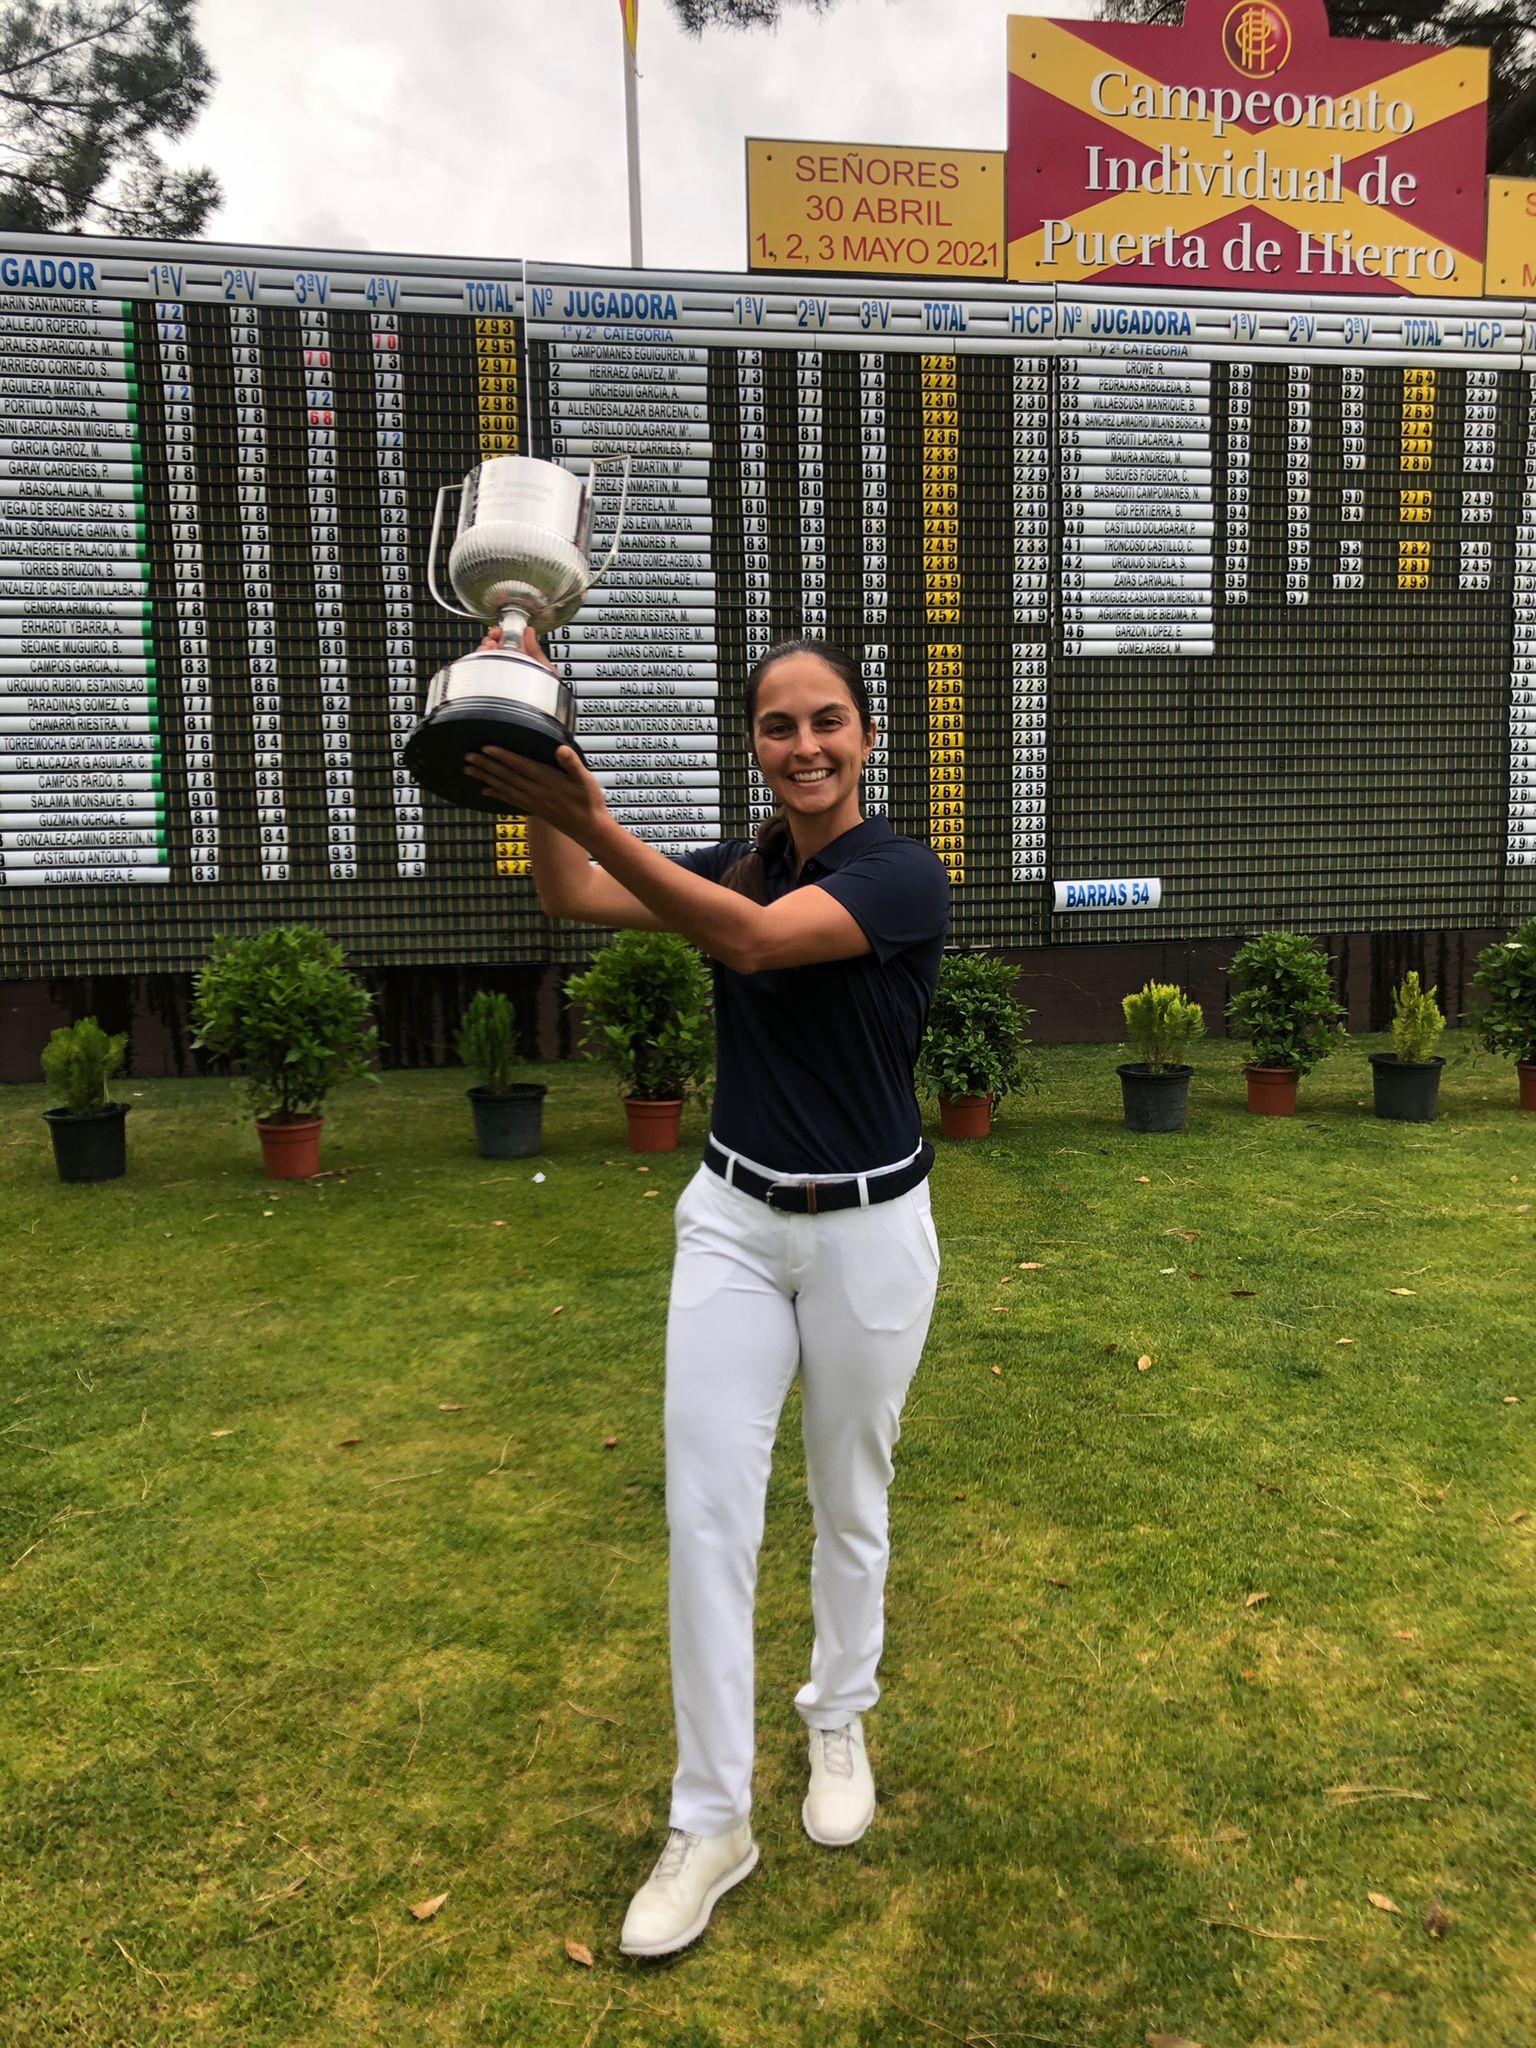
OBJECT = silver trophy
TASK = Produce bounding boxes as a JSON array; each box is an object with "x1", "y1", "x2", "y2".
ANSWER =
[{"x1": 402, "y1": 453, "x2": 630, "y2": 812}]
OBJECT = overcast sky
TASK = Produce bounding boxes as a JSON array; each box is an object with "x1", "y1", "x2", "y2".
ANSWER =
[{"x1": 168, "y1": 0, "x2": 1091, "y2": 269}]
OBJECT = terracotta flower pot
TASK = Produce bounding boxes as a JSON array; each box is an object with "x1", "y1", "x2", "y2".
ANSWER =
[
  {"x1": 256, "y1": 1115, "x2": 323, "y2": 1178},
  {"x1": 1244, "y1": 1066, "x2": 1299, "y2": 1116},
  {"x1": 1520, "y1": 1061, "x2": 1536, "y2": 1112},
  {"x1": 624, "y1": 1098, "x2": 682, "y2": 1153},
  {"x1": 938, "y1": 1091, "x2": 993, "y2": 1140}
]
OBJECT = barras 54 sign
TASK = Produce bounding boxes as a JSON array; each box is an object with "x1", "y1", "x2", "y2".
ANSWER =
[{"x1": 1007, "y1": 0, "x2": 1488, "y2": 294}]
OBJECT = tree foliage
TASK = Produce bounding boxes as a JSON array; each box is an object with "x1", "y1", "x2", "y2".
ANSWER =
[
  {"x1": 190, "y1": 925, "x2": 379, "y2": 1122},
  {"x1": 564, "y1": 931, "x2": 714, "y2": 1102},
  {"x1": 1225, "y1": 929, "x2": 1347, "y2": 1074},
  {"x1": 40, "y1": 1015, "x2": 126, "y2": 1115},
  {"x1": 916, "y1": 951, "x2": 1041, "y2": 1103},
  {"x1": 0, "y1": 0, "x2": 220, "y2": 238},
  {"x1": 664, "y1": 0, "x2": 838, "y2": 33},
  {"x1": 1098, "y1": 0, "x2": 1536, "y2": 174}
]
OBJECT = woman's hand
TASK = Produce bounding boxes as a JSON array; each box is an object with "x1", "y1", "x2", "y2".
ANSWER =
[{"x1": 463, "y1": 625, "x2": 611, "y2": 846}]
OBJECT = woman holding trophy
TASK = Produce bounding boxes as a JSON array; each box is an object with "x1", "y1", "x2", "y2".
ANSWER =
[{"x1": 464, "y1": 624, "x2": 949, "y2": 1960}]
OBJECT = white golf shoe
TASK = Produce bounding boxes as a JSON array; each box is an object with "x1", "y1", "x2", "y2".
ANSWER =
[
  {"x1": 801, "y1": 1715, "x2": 876, "y2": 1846},
  {"x1": 618, "y1": 1819, "x2": 758, "y2": 1958}
]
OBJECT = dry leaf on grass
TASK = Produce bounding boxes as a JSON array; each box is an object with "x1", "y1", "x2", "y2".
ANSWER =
[
  {"x1": 1367, "y1": 1891, "x2": 1402, "y2": 1916},
  {"x1": 990, "y1": 1365, "x2": 1002, "y2": 1376},
  {"x1": 1019, "y1": 1261, "x2": 1044, "y2": 1270},
  {"x1": 210, "y1": 1428, "x2": 235, "y2": 1438},
  {"x1": 643, "y1": 1190, "x2": 659, "y2": 1199},
  {"x1": 437, "y1": 1402, "x2": 463, "y2": 1413},
  {"x1": 1504, "y1": 1396, "x2": 1520, "y2": 1405},
  {"x1": 564, "y1": 1937, "x2": 595, "y2": 1967},
  {"x1": 1326, "y1": 1784, "x2": 1428, "y2": 1804},
  {"x1": 335, "y1": 1436, "x2": 363, "y2": 1448},
  {"x1": 1134, "y1": 1174, "x2": 1151, "y2": 1184},
  {"x1": 603, "y1": 1436, "x2": 618, "y2": 1448},
  {"x1": 1336, "y1": 1337, "x2": 1357, "y2": 1346},
  {"x1": 1136, "y1": 1354, "x2": 1152, "y2": 1372},
  {"x1": 1243, "y1": 1590, "x2": 1269, "y2": 1609},
  {"x1": 1388, "y1": 1288, "x2": 1417, "y2": 1296},
  {"x1": 1508, "y1": 1508, "x2": 1529, "y2": 1524},
  {"x1": 1148, "y1": 2034, "x2": 1203, "y2": 2048},
  {"x1": 408, "y1": 1892, "x2": 448, "y2": 1921}
]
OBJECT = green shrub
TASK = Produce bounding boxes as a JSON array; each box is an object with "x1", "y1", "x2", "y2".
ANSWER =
[
  {"x1": 563, "y1": 931, "x2": 713, "y2": 1102},
  {"x1": 1472, "y1": 917, "x2": 1536, "y2": 1064},
  {"x1": 190, "y1": 924, "x2": 379, "y2": 1121},
  {"x1": 455, "y1": 990, "x2": 521, "y2": 1095},
  {"x1": 40, "y1": 1016, "x2": 126, "y2": 1116},
  {"x1": 1390, "y1": 971, "x2": 1445, "y2": 1064},
  {"x1": 1225, "y1": 931, "x2": 1347, "y2": 1075},
  {"x1": 916, "y1": 952, "x2": 1040, "y2": 1104},
  {"x1": 1121, "y1": 982, "x2": 1205, "y2": 1072}
]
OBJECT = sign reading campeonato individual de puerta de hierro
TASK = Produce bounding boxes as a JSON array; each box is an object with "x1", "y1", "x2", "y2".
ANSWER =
[{"x1": 1006, "y1": 0, "x2": 1490, "y2": 294}]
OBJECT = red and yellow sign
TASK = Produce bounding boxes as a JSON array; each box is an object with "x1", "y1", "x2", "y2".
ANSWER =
[
  {"x1": 747, "y1": 140, "x2": 1004, "y2": 279},
  {"x1": 1485, "y1": 177, "x2": 1536, "y2": 293},
  {"x1": 1007, "y1": 0, "x2": 1488, "y2": 295}
]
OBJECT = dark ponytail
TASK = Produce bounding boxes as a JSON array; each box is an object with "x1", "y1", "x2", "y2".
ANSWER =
[{"x1": 720, "y1": 639, "x2": 872, "y2": 901}]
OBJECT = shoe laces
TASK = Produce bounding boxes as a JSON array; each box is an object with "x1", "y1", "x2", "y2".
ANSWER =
[
  {"x1": 654, "y1": 1829, "x2": 698, "y2": 1880},
  {"x1": 819, "y1": 1724, "x2": 857, "y2": 1778}
]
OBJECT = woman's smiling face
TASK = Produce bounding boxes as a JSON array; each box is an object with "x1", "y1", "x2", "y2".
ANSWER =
[{"x1": 750, "y1": 652, "x2": 874, "y2": 834}]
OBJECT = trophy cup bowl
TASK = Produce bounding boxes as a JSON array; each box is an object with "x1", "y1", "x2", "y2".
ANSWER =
[{"x1": 401, "y1": 453, "x2": 629, "y2": 814}]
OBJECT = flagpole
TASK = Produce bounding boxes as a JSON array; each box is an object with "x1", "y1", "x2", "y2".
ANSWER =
[{"x1": 622, "y1": 10, "x2": 644, "y2": 267}]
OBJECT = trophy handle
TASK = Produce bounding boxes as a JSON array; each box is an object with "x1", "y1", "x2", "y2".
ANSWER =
[
  {"x1": 427, "y1": 480, "x2": 478, "y2": 620},
  {"x1": 582, "y1": 454, "x2": 632, "y2": 589}
]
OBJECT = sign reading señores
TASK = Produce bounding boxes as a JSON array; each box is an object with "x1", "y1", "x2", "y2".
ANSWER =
[
  {"x1": 747, "y1": 140, "x2": 1005, "y2": 279},
  {"x1": 1007, "y1": 0, "x2": 1488, "y2": 295}
]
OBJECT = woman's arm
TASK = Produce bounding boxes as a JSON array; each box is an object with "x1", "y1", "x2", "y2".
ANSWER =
[
  {"x1": 469, "y1": 629, "x2": 664, "y2": 929},
  {"x1": 464, "y1": 633, "x2": 869, "y2": 972}
]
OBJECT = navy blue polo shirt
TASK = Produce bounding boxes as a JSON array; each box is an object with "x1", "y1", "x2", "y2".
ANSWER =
[{"x1": 674, "y1": 816, "x2": 949, "y2": 1175}]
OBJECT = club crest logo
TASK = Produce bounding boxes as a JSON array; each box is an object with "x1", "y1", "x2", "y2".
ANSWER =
[{"x1": 1222, "y1": 1, "x2": 1292, "y2": 77}]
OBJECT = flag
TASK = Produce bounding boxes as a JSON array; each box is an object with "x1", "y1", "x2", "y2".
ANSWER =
[{"x1": 619, "y1": 0, "x2": 638, "y2": 54}]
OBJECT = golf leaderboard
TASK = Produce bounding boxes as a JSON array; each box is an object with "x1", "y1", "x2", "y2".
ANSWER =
[{"x1": 1, "y1": 231, "x2": 1535, "y2": 978}]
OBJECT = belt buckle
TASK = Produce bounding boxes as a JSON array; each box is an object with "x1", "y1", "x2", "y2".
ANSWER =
[{"x1": 766, "y1": 1179, "x2": 814, "y2": 1213}]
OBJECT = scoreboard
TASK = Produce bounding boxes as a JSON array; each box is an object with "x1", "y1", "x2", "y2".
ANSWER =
[{"x1": 1, "y1": 230, "x2": 1534, "y2": 978}]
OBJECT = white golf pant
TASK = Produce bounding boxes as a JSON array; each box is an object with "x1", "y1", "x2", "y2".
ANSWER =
[{"x1": 663, "y1": 1153, "x2": 940, "y2": 1835}]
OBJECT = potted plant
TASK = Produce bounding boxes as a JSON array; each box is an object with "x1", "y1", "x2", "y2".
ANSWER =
[
  {"x1": 456, "y1": 989, "x2": 546, "y2": 1158},
  {"x1": 1118, "y1": 982, "x2": 1204, "y2": 1132},
  {"x1": 917, "y1": 951, "x2": 1039, "y2": 1140},
  {"x1": 40, "y1": 1016, "x2": 130, "y2": 1183},
  {"x1": 1225, "y1": 930, "x2": 1347, "y2": 1116},
  {"x1": 564, "y1": 930, "x2": 713, "y2": 1152},
  {"x1": 1472, "y1": 916, "x2": 1536, "y2": 1110},
  {"x1": 1369, "y1": 971, "x2": 1446, "y2": 1122},
  {"x1": 190, "y1": 924, "x2": 379, "y2": 1178}
]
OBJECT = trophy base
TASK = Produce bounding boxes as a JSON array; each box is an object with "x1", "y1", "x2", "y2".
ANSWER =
[{"x1": 401, "y1": 696, "x2": 584, "y2": 815}]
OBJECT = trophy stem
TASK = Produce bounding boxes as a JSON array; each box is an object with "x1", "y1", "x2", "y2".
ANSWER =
[{"x1": 495, "y1": 602, "x2": 533, "y2": 643}]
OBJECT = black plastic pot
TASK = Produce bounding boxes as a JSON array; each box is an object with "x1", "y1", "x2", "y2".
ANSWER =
[
  {"x1": 1117, "y1": 1063, "x2": 1193, "y2": 1133},
  {"x1": 468, "y1": 1083, "x2": 546, "y2": 1158},
  {"x1": 1369, "y1": 1053, "x2": 1443, "y2": 1123},
  {"x1": 43, "y1": 1102, "x2": 128, "y2": 1182}
]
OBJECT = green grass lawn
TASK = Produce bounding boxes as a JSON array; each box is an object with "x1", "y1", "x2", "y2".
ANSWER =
[{"x1": 2, "y1": 1036, "x2": 1534, "y2": 2048}]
